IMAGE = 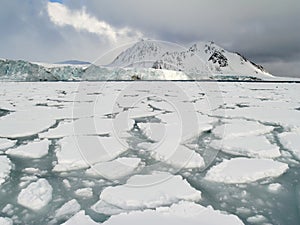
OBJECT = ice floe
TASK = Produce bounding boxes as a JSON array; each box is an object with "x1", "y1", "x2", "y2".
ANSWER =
[
  {"x1": 103, "y1": 201, "x2": 245, "y2": 225},
  {"x1": 279, "y1": 131, "x2": 300, "y2": 160},
  {"x1": 75, "y1": 188, "x2": 93, "y2": 198},
  {"x1": 6, "y1": 139, "x2": 49, "y2": 158},
  {"x1": 0, "y1": 138, "x2": 16, "y2": 150},
  {"x1": 86, "y1": 157, "x2": 141, "y2": 180},
  {"x1": 210, "y1": 135, "x2": 281, "y2": 158},
  {"x1": 55, "y1": 199, "x2": 81, "y2": 218},
  {"x1": 0, "y1": 156, "x2": 12, "y2": 186},
  {"x1": 61, "y1": 210, "x2": 99, "y2": 225},
  {"x1": 0, "y1": 217, "x2": 13, "y2": 225},
  {"x1": 17, "y1": 178, "x2": 53, "y2": 210},
  {"x1": 0, "y1": 111, "x2": 56, "y2": 138},
  {"x1": 205, "y1": 158, "x2": 288, "y2": 183},
  {"x1": 212, "y1": 119, "x2": 273, "y2": 139},
  {"x1": 53, "y1": 136, "x2": 128, "y2": 172},
  {"x1": 97, "y1": 172, "x2": 201, "y2": 211}
]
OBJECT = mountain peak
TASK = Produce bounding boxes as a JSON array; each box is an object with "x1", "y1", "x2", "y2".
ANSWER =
[{"x1": 109, "y1": 40, "x2": 272, "y2": 79}]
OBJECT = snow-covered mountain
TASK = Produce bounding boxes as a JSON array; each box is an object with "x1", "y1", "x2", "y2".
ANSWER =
[
  {"x1": 0, "y1": 40, "x2": 274, "y2": 81},
  {"x1": 109, "y1": 40, "x2": 273, "y2": 79}
]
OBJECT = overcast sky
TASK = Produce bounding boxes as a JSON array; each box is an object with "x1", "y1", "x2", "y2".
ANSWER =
[{"x1": 0, "y1": 0, "x2": 299, "y2": 77}]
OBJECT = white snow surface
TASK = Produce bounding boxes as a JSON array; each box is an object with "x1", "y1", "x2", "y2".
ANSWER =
[
  {"x1": 98, "y1": 172, "x2": 202, "y2": 210},
  {"x1": 103, "y1": 201, "x2": 245, "y2": 225},
  {"x1": 6, "y1": 139, "x2": 49, "y2": 158},
  {"x1": 205, "y1": 158, "x2": 289, "y2": 183},
  {"x1": 0, "y1": 156, "x2": 12, "y2": 186},
  {"x1": 17, "y1": 178, "x2": 53, "y2": 210}
]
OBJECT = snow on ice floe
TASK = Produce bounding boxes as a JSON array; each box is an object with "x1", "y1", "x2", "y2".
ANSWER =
[
  {"x1": 17, "y1": 178, "x2": 52, "y2": 210},
  {"x1": 55, "y1": 199, "x2": 81, "y2": 218},
  {"x1": 279, "y1": 130, "x2": 300, "y2": 160},
  {"x1": 103, "y1": 201, "x2": 244, "y2": 225},
  {"x1": 6, "y1": 139, "x2": 49, "y2": 158},
  {"x1": 205, "y1": 158, "x2": 288, "y2": 184},
  {"x1": 212, "y1": 119, "x2": 273, "y2": 139},
  {"x1": 0, "y1": 110, "x2": 56, "y2": 138},
  {"x1": 95, "y1": 172, "x2": 201, "y2": 211},
  {"x1": 0, "y1": 138, "x2": 16, "y2": 150},
  {"x1": 53, "y1": 136, "x2": 128, "y2": 172},
  {"x1": 61, "y1": 210, "x2": 99, "y2": 225},
  {"x1": 0, "y1": 156, "x2": 12, "y2": 186},
  {"x1": 0, "y1": 217, "x2": 13, "y2": 225},
  {"x1": 86, "y1": 157, "x2": 141, "y2": 180},
  {"x1": 210, "y1": 135, "x2": 281, "y2": 158}
]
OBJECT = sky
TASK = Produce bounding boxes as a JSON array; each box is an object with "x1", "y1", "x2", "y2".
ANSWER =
[{"x1": 0, "y1": 0, "x2": 299, "y2": 77}]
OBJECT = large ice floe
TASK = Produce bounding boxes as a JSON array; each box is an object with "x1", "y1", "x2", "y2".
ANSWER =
[
  {"x1": 205, "y1": 158, "x2": 289, "y2": 183},
  {"x1": 103, "y1": 201, "x2": 245, "y2": 225},
  {"x1": 0, "y1": 82, "x2": 300, "y2": 225},
  {"x1": 210, "y1": 135, "x2": 281, "y2": 158},
  {"x1": 93, "y1": 172, "x2": 202, "y2": 212},
  {"x1": 53, "y1": 135, "x2": 128, "y2": 172}
]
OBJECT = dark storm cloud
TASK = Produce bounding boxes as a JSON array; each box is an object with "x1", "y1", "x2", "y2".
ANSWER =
[{"x1": 0, "y1": 0, "x2": 299, "y2": 77}]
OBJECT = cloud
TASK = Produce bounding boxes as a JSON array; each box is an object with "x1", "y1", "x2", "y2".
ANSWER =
[
  {"x1": 47, "y1": 2, "x2": 142, "y2": 43},
  {"x1": 0, "y1": 0, "x2": 299, "y2": 77}
]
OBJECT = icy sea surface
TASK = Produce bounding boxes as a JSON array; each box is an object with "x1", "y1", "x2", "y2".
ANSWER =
[{"x1": 0, "y1": 81, "x2": 300, "y2": 225}]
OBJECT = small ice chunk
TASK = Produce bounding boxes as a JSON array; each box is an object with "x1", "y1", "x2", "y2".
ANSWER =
[
  {"x1": 6, "y1": 139, "x2": 49, "y2": 158},
  {"x1": 2, "y1": 204, "x2": 14, "y2": 215},
  {"x1": 99, "y1": 172, "x2": 201, "y2": 210},
  {"x1": 103, "y1": 201, "x2": 244, "y2": 225},
  {"x1": 55, "y1": 199, "x2": 81, "y2": 218},
  {"x1": 0, "y1": 138, "x2": 16, "y2": 150},
  {"x1": 0, "y1": 217, "x2": 13, "y2": 225},
  {"x1": 75, "y1": 188, "x2": 93, "y2": 198},
  {"x1": 86, "y1": 157, "x2": 141, "y2": 180},
  {"x1": 205, "y1": 158, "x2": 288, "y2": 184},
  {"x1": 63, "y1": 179, "x2": 71, "y2": 189},
  {"x1": 210, "y1": 135, "x2": 281, "y2": 158},
  {"x1": 247, "y1": 215, "x2": 267, "y2": 223},
  {"x1": 18, "y1": 178, "x2": 53, "y2": 210},
  {"x1": 213, "y1": 119, "x2": 273, "y2": 139},
  {"x1": 53, "y1": 136, "x2": 128, "y2": 172},
  {"x1": 279, "y1": 131, "x2": 300, "y2": 160},
  {"x1": 268, "y1": 183, "x2": 282, "y2": 193},
  {"x1": 0, "y1": 156, "x2": 12, "y2": 186},
  {"x1": 61, "y1": 210, "x2": 99, "y2": 225}
]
